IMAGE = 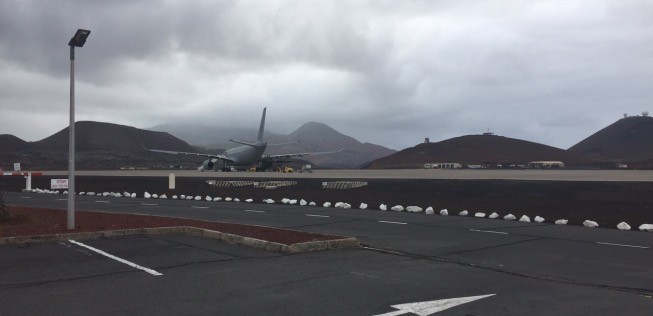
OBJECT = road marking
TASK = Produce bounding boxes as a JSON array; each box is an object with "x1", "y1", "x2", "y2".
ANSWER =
[
  {"x1": 57, "y1": 198, "x2": 68, "y2": 201},
  {"x1": 68, "y1": 240, "x2": 162, "y2": 276},
  {"x1": 306, "y1": 214, "x2": 330, "y2": 218},
  {"x1": 190, "y1": 206, "x2": 209, "y2": 209},
  {"x1": 95, "y1": 200, "x2": 110, "y2": 203},
  {"x1": 470, "y1": 229, "x2": 509, "y2": 235},
  {"x1": 375, "y1": 294, "x2": 496, "y2": 315},
  {"x1": 244, "y1": 209, "x2": 265, "y2": 213},
  {"x1": 378, "y1": 220, "x2": 407, "y2": 225},
  {"x1": 596, "y1": 242, "x2": 649, "y2": 249},
  {"x1": 140, "y1": 203, "x2": 158, "y2": 206},
  {"x1": 19, "y1": 196, "x2": 31, "y2": 199}
]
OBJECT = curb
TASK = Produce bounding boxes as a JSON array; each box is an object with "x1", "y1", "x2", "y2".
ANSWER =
[{"x1": 0, "y1": 226, "x2": 360, "y2": 253}]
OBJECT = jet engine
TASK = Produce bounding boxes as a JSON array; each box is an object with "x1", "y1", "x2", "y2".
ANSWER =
[{"x1": 200, "y1": 159, "x2": 216, "y2": 171}]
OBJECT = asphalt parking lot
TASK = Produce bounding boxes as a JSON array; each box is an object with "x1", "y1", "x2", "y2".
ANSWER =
[
  {"x1": 3, "y1": 193, "x2": 653, "y2": 315},
  {"x1": 1, "y1": 233, "x2": 651, "y2": 315}
]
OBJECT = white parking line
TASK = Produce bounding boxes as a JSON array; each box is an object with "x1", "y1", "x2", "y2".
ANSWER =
[
  {"x1": 596, "y1": 242, "x2": 649, "y2": 249},
  {"x1": 306, "y1": 214, "x2": 330, "y2": 218},
  {"x1": 57, "y1": 198, "x2": 68, "y2": 201},
  {"x1": 244, "y1": 210, "x2": 265, "y2": 213},
  {"x1": 141, "y1": 203, "x2": 158, "y2": 206},
  {"x1": 19, "y1": 196, "x2": 31, "y2": 199},
  {"x1": 190, "y1": 206, "x2": 209, "y2": 209},
  {"x1": 95, "y1": 200, "x2": 110, "y2": 203},
  {"x1": 68, "y1": 240, "x2": 163, "y2": 276},
  {"x1": 379, "y1": 220, "x2": 407, "y2": 225},
  {"x1": 470, "y1": 229, "x2": 509, "y2": 235}
]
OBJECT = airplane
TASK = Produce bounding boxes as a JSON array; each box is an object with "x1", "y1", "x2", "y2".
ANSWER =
[{"x1": 148, "y1": 107, "x2": 340, "y2": 171}]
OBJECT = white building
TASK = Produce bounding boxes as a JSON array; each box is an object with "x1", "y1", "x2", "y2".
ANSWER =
[{"x1": 528, "y1": 161, "x2": 565, "y2": 168}]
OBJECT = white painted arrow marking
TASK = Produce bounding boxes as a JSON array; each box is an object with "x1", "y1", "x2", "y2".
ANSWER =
[{"x1": 374, "y1": 294, "x2": 495, "y2": 316}]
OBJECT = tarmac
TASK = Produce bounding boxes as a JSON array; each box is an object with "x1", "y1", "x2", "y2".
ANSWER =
[{"x1": 38, "y1": 168, "x2": 653, "y2": 181}]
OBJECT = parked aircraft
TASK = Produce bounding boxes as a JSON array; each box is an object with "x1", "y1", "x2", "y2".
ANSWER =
[{"x1": 148, "y1": 108, "x2": 339, "y2": 171}]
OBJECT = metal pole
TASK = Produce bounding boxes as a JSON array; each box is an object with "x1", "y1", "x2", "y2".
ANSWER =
[{"x1": 67, "y1": 45, "x2": 75, "y2": 230}]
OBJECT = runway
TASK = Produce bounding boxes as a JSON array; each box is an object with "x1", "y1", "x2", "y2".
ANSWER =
[{"x1": 39, "y1": 168, "x2": 653, "y2": 181}]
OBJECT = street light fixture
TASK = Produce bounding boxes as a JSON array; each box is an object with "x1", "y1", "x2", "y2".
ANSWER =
[{"x1": 68, "y1": 28, "x2": 91, "y2": 230}]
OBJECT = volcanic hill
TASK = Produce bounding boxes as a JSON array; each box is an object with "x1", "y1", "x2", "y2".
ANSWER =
[
  {"x1": 367, "y1": 134, "x2": 601, "y2": 169},
  {"x1": 1, "y1": 121, "x2": 200, "y2": 170},
  {"x1": 266, "y1": 122, "x2": 396, "y2": 168},
  {"x1": 569, "y1": 116, "x2": 653, "y2": 163}
]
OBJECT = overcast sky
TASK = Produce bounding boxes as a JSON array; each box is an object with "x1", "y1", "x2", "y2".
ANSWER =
[{"x1": 1, "y1": 0, "x2": 651, "y2": 150}]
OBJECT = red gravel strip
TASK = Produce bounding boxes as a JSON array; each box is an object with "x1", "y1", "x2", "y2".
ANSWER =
[{"x1": 0, "y1": 206, "x2": 343, "y2": 245}]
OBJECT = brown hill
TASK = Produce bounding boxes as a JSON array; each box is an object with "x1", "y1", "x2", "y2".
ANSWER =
[
  {"x1": 568, "y1": 116, "x2": 653, "y2": 162},
  {"x1": 1, "y1": 121, "x2": 201, "y2": 170},
  {"x1": 265, "y1": 122, "x2": 396, "y2": 168},
  {"x1": 367, "y1": 134, "x2": 600, "y2": 169}
]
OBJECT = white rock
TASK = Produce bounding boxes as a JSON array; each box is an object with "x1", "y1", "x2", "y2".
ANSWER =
[
  {"x1": 459, "y1": 210, "x2": 469, "y2": 216},
  {"x1": 264, "y1": 199, "x2": 275, "y2": 204},
  {"x1": 323, "y1": 202, "x2": 331, "y2": 207},
  {"x1": 152, "y1": 194, "x2": 158, "y2": 199},
  {"x1": 115, "y1": 193, "x2": 122, "y2": 198},
  {"x1": 379, "y1": 204, "x2": 387, "y2": 211},
  {"x1": 225, "y1": 197, "x2": 232, "y2": 202},
  {"x1": 102, "y1": 192, "x2": 109, "y2": 197},
  {"x1": 87, "y1": 192, "x2": 96, "y2": 196},
  {"x1": 335, "y1": 202, "x2": 351, "y2": 209},
  {"x1": 439, "y1": 209, "x2": 448, "y2": 216},
  {"x1": 407, "y1": 206, "x2": 423, "y2": 213},
  {"x1": 194, "y1": 196, "x2": 201, "y2": 201},
  {"x1": 180, "y1": 195, "x2": 186, "y2": 199},
  {"x1": 289, "y1": 199, "x2": 297, "y2": 205},
  {"x1": 504, "y1": 214, "x2": 516, "y2": 220},
  {"x1": 583, "y1": 220, "x2": 599, "y2": 228},
  {"x1": 282, "y1": 198, "x2": 290, "y2": 204},
  {"x1": 534, "y1": 216, "x2": 545, "y2": 223},
  {"x1": 130, "y1": 193, "x2": 136, "y2": 198},
  {"x1": 159, "y1": 194, "x2": 166, "y2": 199},
  {"x1": 205, "y1": 196, "x2": 213, "y2": 201},
  {"x1": 214, "y1": 197, "x2": 222, "y2": 201},
  {"x1": 124, "y1": 192, "x2": 130, "y2": 197},
  {"x1": 309, "y1": 202, "x2": 316, "y2": 206},
  {"x1": 475, "y1": 212, "x2": 486, "y2": 218},
  {"x1": 519, "y1": 215, "x2": 531, "y2": 222},
  {"x1": 639, "y1": 224, "x2": 653, "y2": 232},
  {"x1": 489, "y1": 212, "x2": 499, "y2": 219},
  {"x1": 186, "y1": 196, "x2": 193, "y2": 200},
  {"x1": 359, "y1": 203, "x2": 367, "y2": 209},
  {"x1": 79, "y1": 192, "x2": 86, "y2": 195},
  {"x1": 63, "y1": 191, "x2": 68, "y2": 195},
  {"x1": 335, "y1": 202, "x2": 344, "y2": 208},
  {"x1": 172, "y1": 195, "x2": 178, "y2": 200},
  {"x1": 144, "y1": 192, "x2": 151, "y2": 199},
  {"x1": 425, "y1": 207, "x2": 435, "y2": 215},
  {"x1": 391, "y1": 205, "x2": 404, "y2": 212},
  {"x1": 234, "y1": 198, "x2": 240, "y2": 202},
  {"x1": 246, "y1": 199, "x2": 253, "y2": 203},
  {"x1": 617, "y1": 222, "x2": 631, "y2": 230},
  {"x1": 300, "y1": 199, "x2": 308, "y2": 206},
  {"x1": 555, "y1": 219, "x2": 568, "y2": 225}
]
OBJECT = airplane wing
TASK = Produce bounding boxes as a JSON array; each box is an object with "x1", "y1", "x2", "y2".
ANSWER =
[
  {"x1": 265, "y1": 148, "x2": 344, "y2": 159},
  {"x1": 146, "y1": 148, "x2": 236, "y2": 163}
]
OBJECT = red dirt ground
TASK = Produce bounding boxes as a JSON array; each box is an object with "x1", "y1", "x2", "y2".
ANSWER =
[{"x1": 0, "y1": 206, "x2": 343, "y2": 245}]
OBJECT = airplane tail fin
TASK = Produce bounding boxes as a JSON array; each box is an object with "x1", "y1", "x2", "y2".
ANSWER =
[{"x1": 257, "y1": 107, "x2": 266, "y2": 141}]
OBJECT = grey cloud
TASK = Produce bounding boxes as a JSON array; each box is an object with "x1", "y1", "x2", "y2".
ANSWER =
[{"x1": 1, "y1": 0, "x2": 652, "y2": 151}]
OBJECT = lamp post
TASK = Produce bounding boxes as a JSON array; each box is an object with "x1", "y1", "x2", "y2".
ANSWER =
[{"x1": 68, "y1": 29, "x2": 91, "y2": 230}]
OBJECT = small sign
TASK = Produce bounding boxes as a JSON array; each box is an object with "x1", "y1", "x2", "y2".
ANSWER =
[
  {"x1": 51, "y1": 179, "x2": 69, "y2": 190},
  {"x1": 13, "y1": 163, "x2": 20, "y2": 171}
]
